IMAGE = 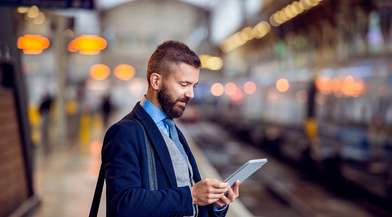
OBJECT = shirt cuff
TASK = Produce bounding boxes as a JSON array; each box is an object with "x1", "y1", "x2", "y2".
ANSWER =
[{"x1": 213, "y1": 204, "x2": 228, "y2": 212}]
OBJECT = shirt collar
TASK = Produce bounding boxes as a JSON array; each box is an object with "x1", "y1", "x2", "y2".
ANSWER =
[{"x1": 140, "y1": 96, "x2": 168, "y2": 124}]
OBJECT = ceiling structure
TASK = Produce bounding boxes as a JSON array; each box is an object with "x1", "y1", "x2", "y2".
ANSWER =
[{"x1": 96, "y1": 0, "x2": 221, "y2": 10}]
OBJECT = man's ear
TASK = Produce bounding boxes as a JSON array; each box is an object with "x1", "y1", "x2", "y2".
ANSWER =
[{"x1": 149, "y1": 72, "x2": 161, "y2": 90}]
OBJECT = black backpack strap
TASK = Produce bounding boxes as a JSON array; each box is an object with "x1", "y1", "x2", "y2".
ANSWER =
[
  {"x1": 88, "y1": 120, "x2": 157, "y2": 217},
  {"x1": 88, "y1": 164, "x2": 104, "y2": 217}
]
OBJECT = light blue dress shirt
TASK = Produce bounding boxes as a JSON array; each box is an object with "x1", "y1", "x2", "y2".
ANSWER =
[{"x1": 140, "y1": 98, "x2": 171, "y2": 136}]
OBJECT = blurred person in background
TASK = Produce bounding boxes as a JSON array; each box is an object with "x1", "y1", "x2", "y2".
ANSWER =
[
  {"x1": 100, "y1": 93, "x2": 114, "y2": 128},
  {"x1": 101, "y1": 41, "x2": 240, "y2": 217},
  {"x1": 39, "y1": 91, "x2": 54, "y2": 155}
]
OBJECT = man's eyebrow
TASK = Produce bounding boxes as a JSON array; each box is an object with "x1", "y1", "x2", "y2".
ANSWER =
[{"x1": 179, "y1": 81, "x2": 199, "y2": 86}]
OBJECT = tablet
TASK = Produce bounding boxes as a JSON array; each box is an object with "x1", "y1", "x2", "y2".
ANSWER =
[{"x1": 224, "y1": 159, "x2": 268, "y2": 186}]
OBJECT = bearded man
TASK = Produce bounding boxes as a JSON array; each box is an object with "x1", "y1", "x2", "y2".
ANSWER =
[{"x1": 102, "y1": 41, "x2": 240, "y2": 217}]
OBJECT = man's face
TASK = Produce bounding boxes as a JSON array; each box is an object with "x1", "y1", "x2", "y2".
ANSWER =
[{"x1": 157, "y1": 63, "x2": 199, "y2": 118}]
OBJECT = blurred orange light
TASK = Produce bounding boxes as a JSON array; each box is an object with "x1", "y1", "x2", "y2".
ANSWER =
[
  {"x1": 341, "y1": 75, "x2": 365, "y2": 97},
  {"x1": 316, "y1": 77, "x2": 332, "y2": 94},
  {"x1": 68, "y1": 40, "x2": 77, "y2": 52},
  {"x1": 243, "y1": 81, "x2": 257, "y2": 95},
  {"x1": 89, "y1": 64, "x2": 110, "y2": 81},
  {"x1": 114, "y1": 64, "x2": 135, "y2": 81},
  {"x1": 225, "y1": 82, "x2": 238, "y2": 96},
  {"x1": 211, "y1": 82, "x2": 224, "y2": 96},
  {"x1": 276, "y1": 79, "x2": 289, "y2": 93},
  {"x1": 331, "y1": 78, "x2": 342, "y2": 94},
  {"x1": 354, "y1": 80, "x2": 365, "y2": 96},
  {"x1": 17, "y1": 34, "x2": 50, "y2": 55},
  {"x1": 23, "y1": 50, "x2": 43, "y2": 55},
  {"x1": 68, "y1": 35, "x2": 107, "y2": 55}
]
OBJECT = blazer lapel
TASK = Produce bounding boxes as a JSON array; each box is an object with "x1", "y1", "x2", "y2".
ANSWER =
[
  {"x1": 176, "y1": 127, "x2": 202, "y2": 182},
  {"x1": 128, "y1": 103, "x2": 177, "y2": 187}
]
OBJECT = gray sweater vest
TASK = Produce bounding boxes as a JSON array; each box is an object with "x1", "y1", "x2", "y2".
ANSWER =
[{"x1": 159, "y1": 129, "x2": 197, "y2": 217}]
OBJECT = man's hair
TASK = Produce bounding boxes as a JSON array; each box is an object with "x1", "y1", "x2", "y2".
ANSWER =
[{"x1": 147, "y1": 41, "x2": 201, "y2": 84}]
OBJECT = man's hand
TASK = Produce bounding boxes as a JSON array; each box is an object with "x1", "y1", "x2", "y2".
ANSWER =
[
  {"x1": 214, "y1": 180, "x2": 240, "y2": 208},
  {"x1": 191, "y1": 178, "x2": 229, "y2": 206}
]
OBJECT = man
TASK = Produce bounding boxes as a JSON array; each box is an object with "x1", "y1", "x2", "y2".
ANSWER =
[
  {"x1": 102, "y1": 41, "x2": 240, "y2": 217},
  {"x1": 100, "y1": 93, "x2": 114, "y2": 128},
  {"x1": 39, "y1": 91, "x2": 54, "y2": 155}
]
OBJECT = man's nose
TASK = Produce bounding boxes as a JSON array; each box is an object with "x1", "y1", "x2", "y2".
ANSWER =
[{"x1": 185, "y1": 87, "x2": 194, "y2": 99}]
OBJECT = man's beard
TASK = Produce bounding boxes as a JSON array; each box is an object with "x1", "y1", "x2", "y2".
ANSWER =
[{"x1": 157, "y1": 85, "x2": 190, "y2": 119}]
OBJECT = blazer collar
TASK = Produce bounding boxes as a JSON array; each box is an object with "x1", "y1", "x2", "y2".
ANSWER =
[
  {"x1": 127, "y1": 102, "x2": 202, "y2": 184},
  {"x1": 176, "y1": 129, "x2": 202, "y2": 182},
  {"x1": 128, "y1": 102, "x2": 177, "y2": 187}
]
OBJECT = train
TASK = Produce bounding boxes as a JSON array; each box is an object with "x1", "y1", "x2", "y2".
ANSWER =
[{"x1": 205, "y1": 57, "x2": 392, "y2": 200}]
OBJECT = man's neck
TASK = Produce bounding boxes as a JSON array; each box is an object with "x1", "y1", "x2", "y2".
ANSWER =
[{"x1": 145, "y1": 91, "x2": 162, "y2": 110}]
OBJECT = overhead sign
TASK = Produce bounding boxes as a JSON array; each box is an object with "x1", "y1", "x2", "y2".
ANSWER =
[{"x1": 0, "y1": 0, "x2": 94, "y2": 9}]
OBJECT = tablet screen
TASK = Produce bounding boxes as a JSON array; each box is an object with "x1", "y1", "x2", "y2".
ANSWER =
[{"x1": 224, "y1": 159, "x2": 268, "y2": 186}]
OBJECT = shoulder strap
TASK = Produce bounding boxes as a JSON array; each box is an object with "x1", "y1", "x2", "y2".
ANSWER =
[
  {"x1": 88, "y1": 120, "x2": 157, "y2": 217},
  {"x1": 88, "y1": 165, "x2": 104, "y2": 217}
]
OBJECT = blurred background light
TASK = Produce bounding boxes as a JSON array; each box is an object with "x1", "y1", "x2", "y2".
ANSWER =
[
  {"x1": 243, "y1": 81, "x2": 257, "y2": 95},
  {"x1": 269, "y1": 0, "x2": 323, "y2": 27},
  {"x1": 210, "y1": 82, "x2": 224, "y2": 96},
  {"x1": 17, "y1": 6, "x2": 29, "y2": 14},
  {"x1": 200, "y1": 54, "x2": 223, "y2": 71},
  {"x1": 253, "y1": 21, "x2": 270, "y2": 39},
  {"x1": 27, "y1": 5, "x2": 40, "y2": 19},
  {"x1": 89, "y1": 64, "x2": 110, "y2": 81},
  {"x1": 225, "y1": 82, "x2": 238, "y2": 96},
  {"x1": 17, "y1": 34, "x2": 50, "y2": 55},
  {"x1": 114, "y1": 64, "x2": 136, "y2": 81},
  {"x1": 276, "y1": 78, "x2": 290, "y2": 93},
  {"x1": 68, "y1": 35, "x2": 107, "y2": 55}
]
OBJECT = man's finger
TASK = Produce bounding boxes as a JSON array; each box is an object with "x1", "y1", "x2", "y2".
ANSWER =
[
  {"x1": 215, "y1": 199, "x2": 225, "y2": 207},
  {"x1": 206, "y1": 198, "x2": 220, "y2": 205},
  {"x1": 211, "y1": 180, "x2": 229, "y2": 189},
  {"x1": 207, "y1": 193, "x2": 225, "y2": 200},
  {"x1": 233, "y1": 180, "x2": 240, "y2": 196},
  {"x1": 220, "y1": 195, "x2": 230, "y2": 205},
  {"x1": 226, "y1": 188, "x2": 235, "y2": 201},
  {"x1": 208, "y1": 186, "x2": 228, "y2": 194}
]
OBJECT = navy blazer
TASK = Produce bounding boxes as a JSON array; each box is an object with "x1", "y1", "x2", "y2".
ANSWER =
[{"x1": 102, "y1": 103, "x2": 228, "y2": 217}]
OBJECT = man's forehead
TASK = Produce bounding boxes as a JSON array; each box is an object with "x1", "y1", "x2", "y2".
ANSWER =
[{"x1": 168, "y1": 62, "x2": 199, "y2": 82}]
